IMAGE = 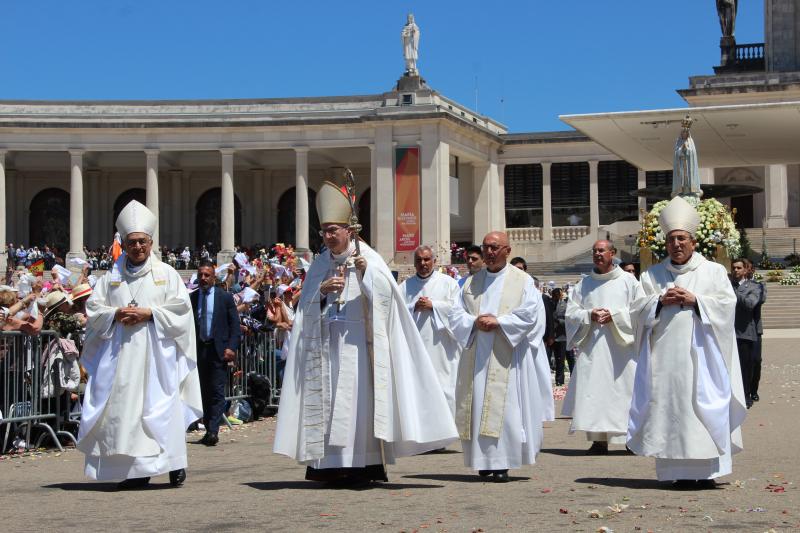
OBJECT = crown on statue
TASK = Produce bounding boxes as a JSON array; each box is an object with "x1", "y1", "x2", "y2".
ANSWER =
[{"x1": 681, "y1": 115, "x2": 693, "y2": 131}]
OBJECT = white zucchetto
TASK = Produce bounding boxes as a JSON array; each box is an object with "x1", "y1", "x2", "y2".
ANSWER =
[
  {"x1": 115, "y1": 200, "x2": 157, "y2": 238},
  {"x1": 658, "y1": 196, "x2": 700, "y2": 236}
]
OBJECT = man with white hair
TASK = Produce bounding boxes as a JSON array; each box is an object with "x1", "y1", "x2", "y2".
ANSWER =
[
  {"x1": 628, "y1": 196, "x2": 747, "y2": 488},
  {"x1": 77, "y1": 200, "x2": 202, "y2": 490},
  {"x1": 399, "y1": 245, "x2": 461, "y2": 416}
]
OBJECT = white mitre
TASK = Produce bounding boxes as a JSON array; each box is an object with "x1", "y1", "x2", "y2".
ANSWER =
[
  {"x1": 659, "y1": 196, "x2": 700, "y2": 236},
  {"x1": 116, "y1": 200, "x2": 157, "y2": 237},
  {"x1": 316, "y1": 181, "x2": 352, "y2": 225}
]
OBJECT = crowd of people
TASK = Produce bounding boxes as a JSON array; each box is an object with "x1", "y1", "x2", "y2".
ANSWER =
[{"x1": 0, "y1": 193, "x2": 768, "y2": 493}]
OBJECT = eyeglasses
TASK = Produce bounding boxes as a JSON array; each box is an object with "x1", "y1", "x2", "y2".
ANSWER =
[
  {"x1": 480, "y1": 244, "x2": 507, "y2": 252},
  {"x1": 125, "y1": 238, "x2": 150, "y2": 247},
  {"x1": 318, "y1": 225, "x2": 347, "y2": 237}
]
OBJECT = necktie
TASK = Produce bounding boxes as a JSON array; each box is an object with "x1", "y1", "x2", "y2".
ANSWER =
[{"x1": 200, "y1": 289, "x2": 209, "y2": 340}]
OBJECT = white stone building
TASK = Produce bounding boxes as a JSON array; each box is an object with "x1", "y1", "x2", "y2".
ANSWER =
[{"x1": 3, "y1": 2, "x2": 800, "y2": 270}]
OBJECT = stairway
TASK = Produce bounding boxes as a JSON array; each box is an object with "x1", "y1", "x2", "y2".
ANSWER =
[
  {"x1": 744, "y1": 227, "x2": 800, "y2": 259},
  {"x1": 759, "y1": 284, "x2": 800, "y2": 330}
]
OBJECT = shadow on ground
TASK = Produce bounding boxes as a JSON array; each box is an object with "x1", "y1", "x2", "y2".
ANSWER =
[
  {"x1": 43, "y1": 482, "x2": 175, "y2": 492},
  {"x1": 574, "y1": 477, "x2": 669, "y2": 490},
  {"x1": 244, "y1": 481, "x2": 444, "y2": 491},
  {"x1": 403, "y1": 473, "x2": 531, "y2": 483}
]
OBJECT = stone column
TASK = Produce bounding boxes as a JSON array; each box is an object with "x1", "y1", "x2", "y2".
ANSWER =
[
  {"x1": 637, "y1": 169, "x2": 647, "y2": 221},
  {"x1": 145, "y1": 150, "x2": 160, "y2": 253},
  {"x1": 294, "y1": 147, "x2": 310, "y2": 254},
  {"x1": 0, "y1": 151, "x2": 6, "y2": 271},
  {"x1": 541, "y1": 162, "x2": 553, "y2": 241},
  {"x1": 218, "y1": 149, "x2": 236, "y2": 263},
  {"x1": 699, "y1": 167, "x2": 715, "y2": 185},
  {"x1": 588, "y1": 160, "x2": 599, "y2": 231},
  {"x1": 420, "y1": 124, "x2": 451, "y2": 263},
  {"x1": 86, "y1": 169, "x2": 101, "y2": 248},
  {"x1": 252, "y1": 168, "x2": 265, "y2": 244},
  {"x1": 67, "y1": 150, "x2": 86, "y2": 261},
  {"x1": 497, "y1": 162, "x2": 507, "y2": 232},
  {"x1": 766, "y1": 163, "x2": 789, "y2": 228},
  {"x1": 472, "y1": 161, "x2": 491, "y2": 244},
  {"x1": 6, "y1": 169, "x2": 17, "y2": 248},
  {"x1": 169, "y1": 169, "x2": 182, "y2": 247},
  {"x1": 371, "y1": 125, "x2": 394, "y2": 260}
]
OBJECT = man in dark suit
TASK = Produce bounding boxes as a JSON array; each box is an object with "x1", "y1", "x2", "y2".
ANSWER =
[
  {"x1": 731, "y1": 258, "x2": 760, "y2": 409},
  {"x1": 746, "y1": 258, "x2": 767, "y2": 403},
  {"x1": 190, "y1": 260, "x2": 241, "y2": 446}
]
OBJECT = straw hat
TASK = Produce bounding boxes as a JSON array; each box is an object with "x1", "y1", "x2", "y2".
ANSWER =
[{"x1": 43, "y1": 291, "x2": 73, "y2": 320}]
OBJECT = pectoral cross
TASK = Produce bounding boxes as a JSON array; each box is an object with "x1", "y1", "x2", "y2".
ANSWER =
[{"x1": 128, "y1": 299, "x2": 138, "y2": 308}]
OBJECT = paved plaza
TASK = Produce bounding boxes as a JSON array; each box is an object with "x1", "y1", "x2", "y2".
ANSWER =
[{"x1": 2, "y1": 337, "x2": 799, "y2": 532}]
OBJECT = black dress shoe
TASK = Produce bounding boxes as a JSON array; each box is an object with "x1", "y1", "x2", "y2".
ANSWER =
[
  {"x1": 195, "y1": 433, "x2": 210, "y2": 445},
  {"x1": 205, "y1": 433, "x2": 219, "y2": 446},
  {"x1": 169, "y1": 469, "x2": 186, "y2": 487},
  {"x1": 586, "y1": 441, "x2": 609, "y2": 455},
  {"x1": 752, "y1": 393, "x2": 760, "y2": 402},
  {"x1": 696, "y1": 479, "x2": 717, "y2": 490},
  {"x1": 117, "y1": 477, "x2": 151, "y2": 490},
  {"x1": 478, "y1": 470, "x2": 492, "y2": 478},
  {"x1": 671, "y1": 479, "x2": 696, "y2": 490},
  {"x1": 493, "y1": 470, "x2": 510, "y2": 483}
]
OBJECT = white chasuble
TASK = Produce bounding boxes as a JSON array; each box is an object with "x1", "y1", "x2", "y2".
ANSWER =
[
  {"x1": 399, "y1": 271, "x2": 461, "y2": 417},
  {"x1": 561, "y1": 267, "x2": 643, "y2": 443},
  {"x1": 627, "y1": 253, "x2": 747, "y2": 481},
  {"x1": 449, "y1": 265, "x2": 545, "y2": 470},
  {"x1": 273, "y1": 242, "x2": 457, "y2": 468},
  {"x1": 77, "y1": 254, "x2": 202, "y2": 481}
]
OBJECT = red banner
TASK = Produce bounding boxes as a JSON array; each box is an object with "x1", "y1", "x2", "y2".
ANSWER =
[{"x1": 395, "y1": 147, "x2": 421, "y2": 252}]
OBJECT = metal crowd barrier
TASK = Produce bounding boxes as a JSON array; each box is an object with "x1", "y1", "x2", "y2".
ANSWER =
[
  {"x1": 222, "y1": 329, "x2": 281, "y2": 425},
  {"x1": 1, "y1": 330, "x2": 78, "y2": 454}
]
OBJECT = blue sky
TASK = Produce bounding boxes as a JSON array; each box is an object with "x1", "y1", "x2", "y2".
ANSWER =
[{"x1": 1, "y1": 1, "x2": 764, "y2": 132}]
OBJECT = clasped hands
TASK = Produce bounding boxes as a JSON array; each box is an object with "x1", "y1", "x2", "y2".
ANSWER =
[
  {"x1": 475, "y1": 313, "x2": 500, "y2": 332},
  {"x1": 660, "y1": 287, "x2": 696, "y2": 307},
  {"x1": 115, "y1": 306, "x2": 152, "y2": 326},
  {"x1": 414, "y1": 296, "x2": 433, "y2": 311},
  {"x1": 591, "y1": 308, "x2": 612, "y2": 325}
]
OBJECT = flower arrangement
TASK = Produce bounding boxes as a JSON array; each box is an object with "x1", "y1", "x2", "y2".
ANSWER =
[
  {"x1": 766, "y1": 270, "x2": 784, "y2": 283},
  {"x1": 638, "y1": 197, "x2": 741, "y2": 260}
]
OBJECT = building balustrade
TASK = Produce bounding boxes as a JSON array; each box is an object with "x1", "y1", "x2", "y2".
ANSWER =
[{"x1": 508, "y1": 226, "x2": 590, "y2": 242}]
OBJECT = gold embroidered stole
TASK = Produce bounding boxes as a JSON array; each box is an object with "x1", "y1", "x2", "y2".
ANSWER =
[{"x1": 455, "y1": 266, "x2": 527, "y2": 440}]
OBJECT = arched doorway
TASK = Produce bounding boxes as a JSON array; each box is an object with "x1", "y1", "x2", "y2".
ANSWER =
[
  {"x1": 195, "y1": 188, "x2": 242, "y2": 251},
  {"x1": 113, "y1": 188, "x2": 146, "y2": 235},
  {"x1": 358, "y1": 188, "x2": 371, "y2": 245},
  {"x1": 276, "y1": 187, "x2": 322, "y2": 251},
  {"x1": 29, "y1": 188, "x2": 70, "y2": 254}
]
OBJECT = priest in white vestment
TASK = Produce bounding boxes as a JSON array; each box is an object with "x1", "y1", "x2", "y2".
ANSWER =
[
  {"x1": 273, "y1": 181, "x2": 457, "y2": 485},
  {"x1": 627, "y1": 196, "x2": 747, "y2": 488},
  {"x1": 399, "y1": 245, "x2": 461, "y2": 417},
  {"x1": 562, "y1": 240, "x2": 643, "y2": 454},
  {"x1": 449, "y1": 231, "x2": 546, "y2": 483},
  {"x1": 77, "y1": 201, "x2": 202, "y2": 489}
]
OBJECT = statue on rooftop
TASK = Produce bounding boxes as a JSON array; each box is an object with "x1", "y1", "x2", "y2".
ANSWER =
[
  {"x1": 672, "y1": 115, "x2": 703, "y2": 199},
  {"x1": 401, "y1": 13, "x2": 420, "y2": 75},
  {"x1": 716, "y1": 0, "x2": 738, "y2": 38}
]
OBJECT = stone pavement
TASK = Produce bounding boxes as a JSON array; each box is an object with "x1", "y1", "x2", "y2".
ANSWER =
[{"x1": 2, "y1": 338, "x2": 799, "y2": 532}]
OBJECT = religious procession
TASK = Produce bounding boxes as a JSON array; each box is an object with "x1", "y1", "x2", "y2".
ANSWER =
[
  {"x1": 1, "y1": 115, "x2": 759, "y2": 498},
  {"x1": 4, "y1": 4, "x2": 800, "y2": 531}
]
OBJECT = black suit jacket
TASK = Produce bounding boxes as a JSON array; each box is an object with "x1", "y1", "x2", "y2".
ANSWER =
[{"x1": 190, "y1": 285, "x2": 242, "y2": 359}]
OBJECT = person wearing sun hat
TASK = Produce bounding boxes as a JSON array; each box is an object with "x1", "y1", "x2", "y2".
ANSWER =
[
  {"x1": 274, "y1": 180, "x2": 457, "y2": 485},
  {"x1": 76, "y1": 200, "x2": 202, "y2": 490},
  {"x1": 627, "y1": 195, "x2": 747, "y2": 489}
]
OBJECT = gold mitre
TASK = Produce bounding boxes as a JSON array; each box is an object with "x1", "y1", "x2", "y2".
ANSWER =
[
  {"x1": 116, "y1": 200, "x2": 157, "y2": 237},
  {"x1": 659, "y1": 196, "x2": 700, "y2": 236},
  {"x1": 316, "y1": 181, "x2": 353, "y2": 225}
]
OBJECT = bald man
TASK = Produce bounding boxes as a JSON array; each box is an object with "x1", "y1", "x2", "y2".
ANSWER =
[
  {"x1": 449, "y1": 232, "x2": 547, "y2": 482},
  {"x1": 562, "y1": 240, "x2": 644, "y2": 454}
]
